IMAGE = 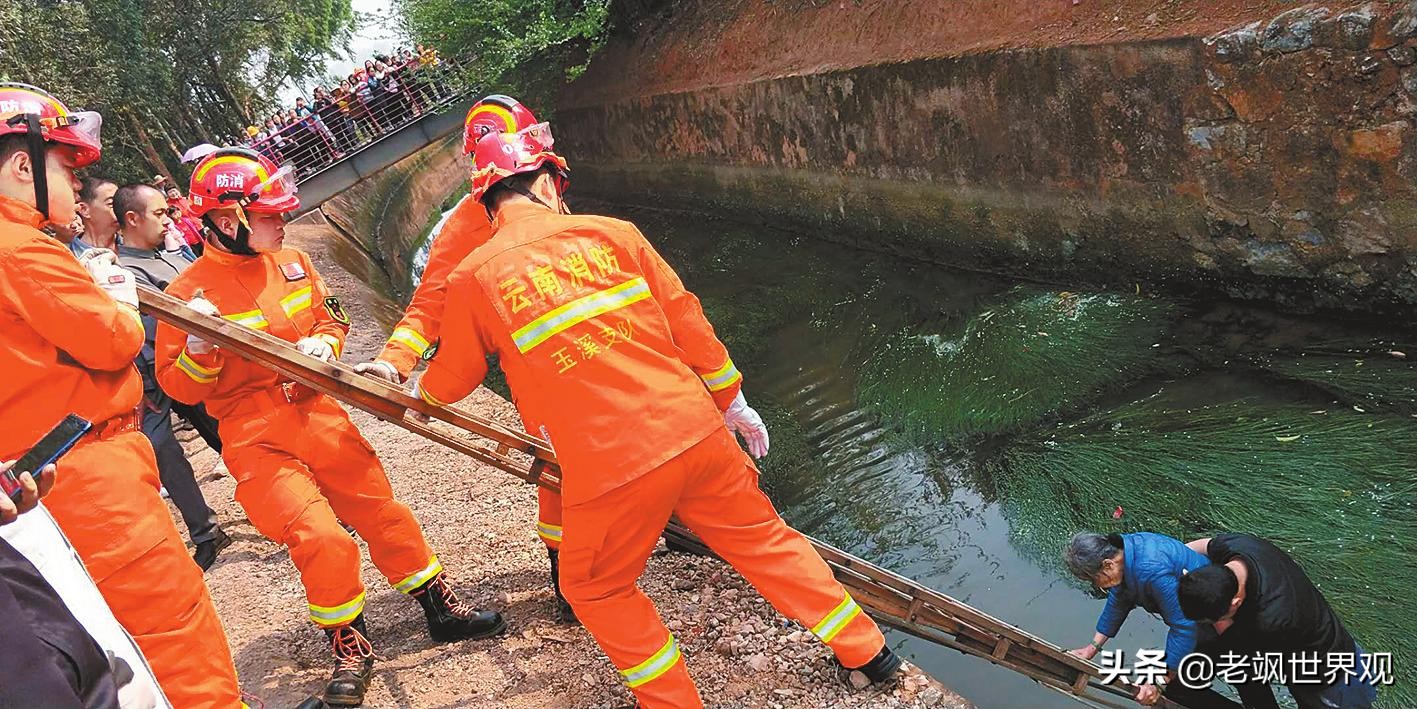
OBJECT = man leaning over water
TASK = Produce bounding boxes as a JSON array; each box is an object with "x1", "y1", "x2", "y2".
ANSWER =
[{"x1": 1179, "y1": 532, "x2": 1380, "y2": 709}]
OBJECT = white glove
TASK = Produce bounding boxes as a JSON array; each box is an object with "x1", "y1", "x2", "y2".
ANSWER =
[
  {"x1": 79, "y1": 249, "x2": 138, "y2": 308},
  {"x1": 296, "y1": 336, "x2": 335, "y2": 362},
  {"x1": 724, "y1": 391, "x2": 770, "y2": 459},
  {"x1": 76, "y1": 247, "x2": 116, "y2": 270},
  {"x1": 354, "y1": 359, "x2": 402, "y2": 384},
  {"x1": 184, "y1": 295, "x2": 220, "y2": 354}
]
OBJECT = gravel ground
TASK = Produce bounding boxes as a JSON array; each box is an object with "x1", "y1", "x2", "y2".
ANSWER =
[{"x1": 173, "y1": 222, "x2": 972, "y2": 708}]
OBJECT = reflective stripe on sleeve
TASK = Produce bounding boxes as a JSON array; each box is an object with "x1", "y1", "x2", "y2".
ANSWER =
[
  {"x1": 280, "y1": 286, "x2": 313, "y2": 317},
  {"x1": 700, "y1": 358, "x2": 742, "y2": 392},
  {"x1": 512, "y1": 278, "x2": 651, "y2": 353},
  {"x1": 389, "y1": 327, "x2": 431, "y2": 356},
  {"x1": 620, "y1": 634, "x2": 682, "y2": 688},
  {"x1": 223, "y1": 308, "x2": 269, "y2": 330},
  {"x1": 175, "y1": 350, "x2": 221, "y2": 384},
  {"x1": 810, "y1": 593, "x2": 863, "y2": 644},
  {"x1": 417, "y1": 384, "x2": 447, "y2": 407},
  {"x1": 316, "y1": 333, "x2": 343, "y2": 358}
]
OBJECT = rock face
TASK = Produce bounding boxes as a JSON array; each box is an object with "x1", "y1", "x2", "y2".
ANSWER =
[{"x1": 557, "y1": 0, "x2": 1417, "y2": 317}]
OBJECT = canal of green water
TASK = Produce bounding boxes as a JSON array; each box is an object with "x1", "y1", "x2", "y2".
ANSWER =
[{"x1": 395, "y1": 200, "x2": 1414, "y2": 707}]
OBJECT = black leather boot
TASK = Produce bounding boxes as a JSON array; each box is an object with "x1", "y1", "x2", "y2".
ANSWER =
[
  {"x1": 322, "y1": 615, "x2": 374, "y2": 706},
  {"x1": 410, "y1": 573, "x2": 506, "y2": 642},
  {"x1": 848, "y1": 646, "x2": 904, "y2": 684},
  {"x1": 547, "y1": 548, "x2": 579, "y2": 625}
]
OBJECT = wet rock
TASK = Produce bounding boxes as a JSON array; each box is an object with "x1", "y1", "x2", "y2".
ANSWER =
[
  {"x1": 1205, "y1": 22, "x2": 1261, "y2": 63},
  {"x1": 1356, "y1": 53, "x2": 1385, "y2": 76},
  {"x1": 1243, "y1": 240, "x2": 1308, "y2": 278},
  {"x1": 1393, "y1": 1, "x2": 1417, "y2": 39},
  {"x1": 1344, "y1": 122, "x2": 1407, "y2": 162},
  {"x1": 1262, "y1": 7, "x2": 1329, "y2": 54},
  {"x1": 1388, "y1": 44, "x2": 1417, "y2": 66},
  {"x1": 1317, "y1": 5, "x2": 1376, "y2": 50}
]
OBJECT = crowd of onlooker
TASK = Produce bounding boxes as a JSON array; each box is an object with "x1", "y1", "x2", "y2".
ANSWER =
[{"x1": 232, "y1": 44, "x2": 453, "y2": 179}]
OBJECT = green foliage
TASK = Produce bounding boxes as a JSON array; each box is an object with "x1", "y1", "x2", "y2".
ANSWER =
[
  {"x1": 859, "y1": 287, "x2": 1179, "y2": 443},
  {"x1": 0, "y1": 0, "x2": 354, "y2": 182},
  {"x1": 989, "y1": 393, "x2": 1417, "y2": 706},
  {"x1": 393, "y1": 0, "x2": 610, "y2": 112}
]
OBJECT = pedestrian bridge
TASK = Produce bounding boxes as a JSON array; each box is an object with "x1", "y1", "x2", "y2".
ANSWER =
[{"x1": 290, "y1": 91, "x2": 478, "y2": 218}]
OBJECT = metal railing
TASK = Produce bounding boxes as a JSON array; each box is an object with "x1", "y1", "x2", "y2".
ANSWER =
[{"x1": 241, "y1": 57, "x2": 475, "y2": 183}]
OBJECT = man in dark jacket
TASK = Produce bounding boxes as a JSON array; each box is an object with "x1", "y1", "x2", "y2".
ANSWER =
[
  {"x1": 1180, "y1": 533, "x2": 1380, "y2": 709},
  {"x1": 112, "y1": 183, "x2": 229, "y2": 570}
]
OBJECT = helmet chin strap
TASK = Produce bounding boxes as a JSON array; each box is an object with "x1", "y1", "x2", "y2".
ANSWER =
[
  {"x1": 7, "y1": 114, "x2": 50, "y2": 221},
  {"x1": 508, "y1": 169, "x2": 569, "y2": 214},
  {"x1": 202, "y1": 205, "x2": 258, "y2": 256}
]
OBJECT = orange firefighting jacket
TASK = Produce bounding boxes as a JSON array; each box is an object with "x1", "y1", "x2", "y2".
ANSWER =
[
  {"x1": 418, "y1": 200, "x2": 744, "y2": 506},
  {"x1": 154, "y1": 245, "x2": 349, "y2": 420},
  {"x1": 378, "y1": 195, "x2": 493, "y2": 378},
  {"x1": 0, "y1": 195, "x2": 147, "y2": 460}
]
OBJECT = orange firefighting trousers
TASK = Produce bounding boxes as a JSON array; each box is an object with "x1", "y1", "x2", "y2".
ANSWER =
[
  {"x1": 46, "y1": 427, "x2": 242, "y2": 708},
  {"x1": 537, "y1": 487, "x2": 563, "y2": 550},
  {"x1": 558, "y1": 427, "x2": 886, "y2": 708},
  {"x1": 220, "y1": 391, "x2": 441, "y2": 627}
]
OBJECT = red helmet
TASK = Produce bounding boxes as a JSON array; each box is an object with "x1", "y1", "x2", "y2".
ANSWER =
[
  {"x1": 187, "y1": 148, "x2": 299, "y2": 216},
  {"x1": 469, "y1": 122, "x2": 568, "y2": 203},
  {"x1": 463, "y1": 94, "x2": 539, "y2": 156},
  {"x1": 0, "y1": 83, "x2": 103, "y2": 168}
]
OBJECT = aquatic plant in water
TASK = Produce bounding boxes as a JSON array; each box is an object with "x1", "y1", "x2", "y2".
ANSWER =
[
  {"x1": 858, "y1": 286, "x2": 1179, "y2": 443},
  {"x1": 991, "y1": 396, "x2": 1417, "y2": 706}
]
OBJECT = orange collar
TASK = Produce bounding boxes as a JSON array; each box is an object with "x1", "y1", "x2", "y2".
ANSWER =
[
  {"x1": 491, "y1": 199, "x2": 555, "y2": 232},
  {"x1": 0, "y1": 194, "x2": 46, "y2": 230},
  {"x1": 201, "y1": 242, "x2": 262, "y2": 266}
]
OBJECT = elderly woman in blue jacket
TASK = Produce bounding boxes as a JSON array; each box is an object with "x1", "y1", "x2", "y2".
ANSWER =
[{"x1": 1065, "y1": 531, "x2": 1211, "y2": 707}]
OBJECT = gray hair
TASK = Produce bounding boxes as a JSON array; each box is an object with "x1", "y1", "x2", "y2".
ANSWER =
[{"x1": 1064, "y1": 532, "x2": 1123, "y2": 581}]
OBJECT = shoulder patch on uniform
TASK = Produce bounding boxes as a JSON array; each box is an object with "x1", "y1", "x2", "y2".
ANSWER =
[
  {"x1": 422, "y1": 338, "x2": 440, "y2": 362},
  {"x1": 280, "y1": 261, "x2": 307, "y2": 281},
  {"x1": 323, "y1": 296, "x2": 350, "y2": 325}
]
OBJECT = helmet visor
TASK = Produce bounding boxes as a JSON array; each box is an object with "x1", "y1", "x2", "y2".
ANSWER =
[
  {"x1": 250, "y1": 163, "x2": 298, "y2": 199},
  {"x1": 516, "y1": 122, "x2": 554, "y2": 152},
  {"x1": 44, "y1": 110, "x2": 103, "y2": 147}
]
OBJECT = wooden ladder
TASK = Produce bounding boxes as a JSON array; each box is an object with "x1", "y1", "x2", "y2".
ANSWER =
[{"x1": 139, "y1": 287, "x2": 1173, "y2": 709}]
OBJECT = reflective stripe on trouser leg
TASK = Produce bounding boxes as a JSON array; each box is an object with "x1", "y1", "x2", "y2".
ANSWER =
[
  {"x1": 225, "y1": 411, "x2": 367, "y2": 631},
  {"x1": 559, "y1": 461, "x2": 706, "y2": 709},
  {"x1": 393, "y1": 555, "x2": 443, "y2": 593},
  {"x1": 811, "y1": 592, "x2": 863, "y2": 643},
  {"x1": 670, "y1": 427, "x2": 887, "y2": 668},
  {"x1": 310, "y1": 591, "x2": 367, "y2": 627},
  {"x1": 300, "y1": 396, "x2": 441, "y2": 597},
  {"x1": 537, "y1": 521, "x2": 563, "y2": 546},
  {"x1": 620, "y1": 634, "x2": 683, "y2": 688},
  {"x1": 537, "y1": 486, "x2": 563, "y2": 549}
]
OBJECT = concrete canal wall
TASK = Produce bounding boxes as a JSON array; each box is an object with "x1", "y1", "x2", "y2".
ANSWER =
[{"x1": 558, "y1": 1, "x2": 1417, "y2": 316}]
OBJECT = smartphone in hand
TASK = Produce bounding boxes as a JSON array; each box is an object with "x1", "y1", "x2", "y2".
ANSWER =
[{"x1": 2, "y1": 414, "x2": 91, "y2": 503}]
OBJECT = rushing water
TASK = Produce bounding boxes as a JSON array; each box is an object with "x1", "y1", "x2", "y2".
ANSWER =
[{"x1": 390, "y1": 199, "x2": 1415, "y2": 707}]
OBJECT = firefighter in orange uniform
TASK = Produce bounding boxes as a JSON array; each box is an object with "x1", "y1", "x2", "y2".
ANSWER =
[
  {"x1": 415, "y1": 119, "x2": 907, "y2": 707},
  {"x1": 354, "y1": 95, "x2": 575, "y2": 621},
  {"x1": 153, "y1": 148, "x2": 506, "y2": 707},
  {"x1": 0, "y1": 83, "x2": 245, "y2": 708}
]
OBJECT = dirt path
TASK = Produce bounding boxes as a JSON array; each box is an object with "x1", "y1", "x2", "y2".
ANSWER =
[{"x1": 175, "y1": 221, "x2": 973, "y2": 708}]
